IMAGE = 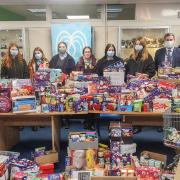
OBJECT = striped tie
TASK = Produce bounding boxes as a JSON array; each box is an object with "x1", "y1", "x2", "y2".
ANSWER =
[{"x1": 167, "y1": 49, "x2": 172, "y2": 65}]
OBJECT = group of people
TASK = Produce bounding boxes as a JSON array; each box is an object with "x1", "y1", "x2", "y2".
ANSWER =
[
  {"x1": 0, "y1": 33, "x2": 180, "y2": 131},
  {"x1": 1, "y1": 33, "x2": 180, "y2": 81}
]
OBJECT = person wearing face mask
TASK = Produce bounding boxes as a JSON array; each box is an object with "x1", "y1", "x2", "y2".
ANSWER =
[
  {"x1": 49, "y1": 42, "x2": 75, "y2": 75},
  {"x1": 28, "y1": 47, "x2": 49, "y2": 79},
  {"x1": 76, "y1": 47, "x2": 96, "y2": 73},
  {"x1": 94, "y1": 43, "x2": 124, "y2": 76},
  {"x1": 126, "y1": 37, "x2": 156, "y2": 134},
  {"x1": 76, "y1": 47, "x2": 97, "y2": 130},
  {"x1": 1, "y1": 43, "x2": 28, "y2": 79},
  {"x1": 28, "y1": 47, "x2": 49, "y2": 131},
  {"x1": 126, "y1": 37, "x2": 156, "y2": 79},
  {"x1": 155, "y1": 33, "x2": 180, "y2": 69}
]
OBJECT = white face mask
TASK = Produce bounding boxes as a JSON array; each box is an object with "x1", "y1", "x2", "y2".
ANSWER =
[
  {"x1": 164, "y1": 41, "x2": 174, "y2": 49},
  {"x1": 134, "y1": 45, "x2": 143, "y2": 52}
]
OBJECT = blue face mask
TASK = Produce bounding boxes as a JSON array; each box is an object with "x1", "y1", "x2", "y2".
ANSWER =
[
  {"x1": 35, "y1": 53, "x2": 42, "y2": 60},
  {"x1": 107, "y1": 50, "x2": 115, "y2": 57},
  {"x1": 10, "y1": 49, "x2": 18, "y2": 57}
]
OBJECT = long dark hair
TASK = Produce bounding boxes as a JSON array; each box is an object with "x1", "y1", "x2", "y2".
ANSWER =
[
  {"x1": 82, "y1": 46, "x2": 92, "y2": 55},
  {"x1": 2, "y1": 42, "x2": 23, "y2": 68},
  {"x1": 104, "y1": 43, "x2": 116, "y2": 57}
]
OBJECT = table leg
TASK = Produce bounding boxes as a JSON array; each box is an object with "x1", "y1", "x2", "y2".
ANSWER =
[
  {"x1": 51, "y1": 116, "x2": 60, "y2": 152},
  {"x1": 122, "y1": 115, "x2": 126, "y2": 122},
  {"x1": 0, "y1": 120, "x2": 20, "y2": 150}
]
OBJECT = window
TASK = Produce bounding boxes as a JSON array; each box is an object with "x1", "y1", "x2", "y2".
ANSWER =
[
  {"x1": 107, "y1": 4, "x2": 136, "y2": 20},
  {"x1": 0, "y1": 29, "x2": 24, "y2": 57},
  {"x1": 0, "y1": 5, "x2": 46, "y2": 21},
  {"x1": 52, "y1": 4, "x2": 102, "y2": 19}
]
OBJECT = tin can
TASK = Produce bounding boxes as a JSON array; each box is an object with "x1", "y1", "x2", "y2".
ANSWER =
[
  {"x1": 57, "y1": 104, "x2": 64, "y2": 112},
  {"x1": 65, "y1": 156, "x2": 71, "y2": 167},
  {"x1": 98, "y1": 151, "x2": 104, "y2": 157},
  {"x1": 143, "y1": 103, "x2": 150, "y2": 112},
  {"x1": 51, "y1": 105, "x2": 56, "y2": 112},
  {"x1": 164, "y1": 67, "x2": 172, "y2": 75},
  {"x1": 98, "y1": 157, "x2": 105, "y2": 168},
  {"x1": 158, "y1": 67, "x2": 164, "y2": 76},
  {"x1": 41, "y1": 104, "x2": 49, "y2": 113}
]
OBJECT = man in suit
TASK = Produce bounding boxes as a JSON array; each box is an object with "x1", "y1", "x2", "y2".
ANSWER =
[
  {"x1": 155, "y1": 33, "x2": 180, "y2": 133},
  {"x1": 155, "y1": 33, "x2": 180, "y2": 70}
]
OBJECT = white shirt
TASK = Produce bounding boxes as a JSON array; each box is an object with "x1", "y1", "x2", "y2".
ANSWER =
[
  {"x1": 59, "y1": 52, "x2": 67, "y2": 60},
  {"x1": 164, "y1": 47, "x2": 174, "y2": 67}
]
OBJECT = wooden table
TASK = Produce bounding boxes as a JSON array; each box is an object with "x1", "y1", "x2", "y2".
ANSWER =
[
  {"x1": 0, "y1": 111, "x2": 164, "y2": 151},
  {"x1": 0, "y1": 112, "x2": 88, "y2": 151},
  {"x1": 89, "y1": 111, "x2": 163, "y2": 126}
]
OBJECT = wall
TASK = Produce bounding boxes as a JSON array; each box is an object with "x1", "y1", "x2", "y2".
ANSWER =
[
  {"x1": 136, "y1": 3, "x2": 180, "y2": 21},
  {"x1": 0, "y1": 3, "x2": 180, "y2": 61},
  {"x1": 28, "y1": 27, "x2": 51, "y2": 61}
]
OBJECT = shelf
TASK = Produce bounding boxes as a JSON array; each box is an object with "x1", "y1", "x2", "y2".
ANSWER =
[
  {"x1": 0, "y1": 111, "x2": 88, "y2": 117},
  {"x1": 89, "y1": 111, "x2": 163, "y2": 116}
]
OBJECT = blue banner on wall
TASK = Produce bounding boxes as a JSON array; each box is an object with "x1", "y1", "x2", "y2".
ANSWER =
[{"x1": 51, "y1": 23, "x2": 92, "y2": 63}]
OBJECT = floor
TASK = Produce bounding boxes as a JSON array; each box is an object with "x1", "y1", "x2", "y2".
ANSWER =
[{"x1": 11, "y1": 119, "x2": 176, "y2": 172}]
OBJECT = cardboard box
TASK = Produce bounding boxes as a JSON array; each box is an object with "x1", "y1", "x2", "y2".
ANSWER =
[
  {"x1": 69, "y1": 139, "x2": 98, "y2": 150},
  {"x1": 120, "y1": 143, "x2": 137, "y2": 154},
  {"x1": 69, "y1": 132, "x2": 98, "y2": 150},
  {"x1": 35, "y1": 152, "x2": 58, "y2": 165},
  {"x1": 121, "y1": 123, "x2": 133, "y2": 144},
  {"x1": 174, "y1": 160, "x2": 180, "y2": 180},
  {"x1": 140, "y1": 151, "x2": 167, "y2": 167},
  {"x1": 104, "y1": 70, "x2": 125, "y2": 86},
  {"x1": 71, "y1": 170, "x2": 93, "y2": 180},
  {"x1": 109, "y1": 122, "x2": 121, "y2": 129},
  {"x1": 12, "y1": 96, "x2": 36, "y2": 113},
  {"x1": 91, "y1": 177, "x2": 136, "y2": 180}
]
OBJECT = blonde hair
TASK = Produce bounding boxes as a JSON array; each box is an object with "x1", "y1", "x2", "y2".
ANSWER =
[{"x1": 130, "y1": 37, "x2": 149, "y2": 61}]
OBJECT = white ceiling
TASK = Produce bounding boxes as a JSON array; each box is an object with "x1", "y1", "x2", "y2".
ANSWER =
[{"x1": 0, "y1": 0, "x2": 180, "y2": 5}]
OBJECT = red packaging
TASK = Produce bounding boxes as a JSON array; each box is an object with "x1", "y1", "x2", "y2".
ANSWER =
[
  {"x1": 0, "y1": 163, "x2": 6, "y2": 177},
  {"x1": 158, "y1": 81, "x2": 176, "y2": 90},
  {"x1": 93, "y1": 103, "x2": 101, "y2": 111},
  {"x1": 40, "y1": 164, "x2": 54, "y2": 174},
  {"x1": 143, "y1": 103, "x2": 150, "y2": 112},
  {"x1": 136, "y1": 166, "x2": 161, "y2": 180},
  {"x1": 36, "y1": 173, "x2": 48, "y2": 178},
  {"x1": 88, "y1": 83, "x2": 97, "y2": 94},
  {"x1": 12, "y1": 172, "x2": 27, "y2": 180},
  {"x1": 0, "y1": 96, "x2": 11, "y2": 112}
]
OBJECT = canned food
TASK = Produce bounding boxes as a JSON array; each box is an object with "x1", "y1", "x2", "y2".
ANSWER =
[
  {"x1": 98, "y1": 151, "x2": 104, "y2": 157},
  {"x1": 143, "y1": 103, "x2": 150, "y2": 112},
  {"x1": 65, "y1": 156, "x2": 71, "y2": 167},
  {"x1": 98, "y1": 157, "x2": 105, "y2": 168}
]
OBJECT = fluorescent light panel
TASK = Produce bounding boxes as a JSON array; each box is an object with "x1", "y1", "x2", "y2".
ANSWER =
[
  {"x1": 67, "y1": 15, "x2": 90, "y2": 19},
  {"x1": 27, "y1": 9, "x2": 47, "y2": 13}
]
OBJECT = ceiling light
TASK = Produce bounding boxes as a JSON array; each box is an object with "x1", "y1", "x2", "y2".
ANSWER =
[
  {"x1": 161, "y1": 9, "x2": 179, "y2": 16},
  {"x1": 67, "y1": 15, "x2": 90, "y2": 19},
  {"x1": 107, "y1": 8, "x2": 122, "y2": 13},
  {"x1": 97, "y1": 8, "x2": 122, "y2": 13},
  {"x1": 27, "y1": 9, "x2": 47, "y2": 13}
]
